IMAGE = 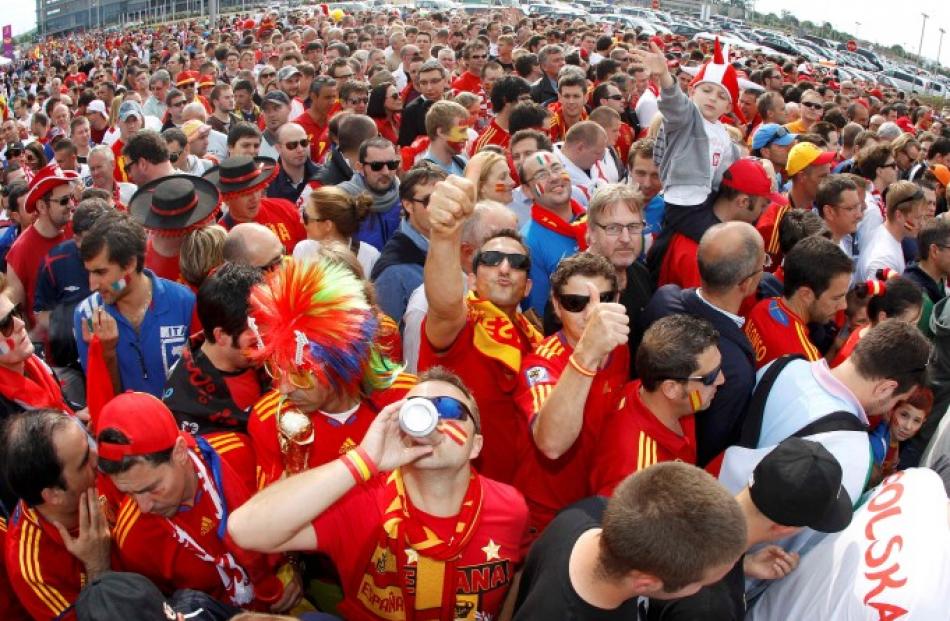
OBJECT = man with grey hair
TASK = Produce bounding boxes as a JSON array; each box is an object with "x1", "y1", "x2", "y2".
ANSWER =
[
  {"x1": 87, "y1": 145, "x2": 137, "y2": 207},
  {"x1": 641, "y1": 221, "x2": 764, "y2": 466},
  {"x1": 531, "y1": 44, "x2": 564, "y2": 104},
  {"x1": 401, "y1": 200, "x2": 518, "y2": 372},
  {"x1": 181, "y1": 101, "x2": 228, "y2": 160},
  {"x1": 143, "y1": 70, "x2": 171, "y2": 119},
  {"x1": 876, "y1": 121, "x2": 902, "y2": 142},
  {"x1": 392, "y1": 44, "x2": 420, "y2": 91}
]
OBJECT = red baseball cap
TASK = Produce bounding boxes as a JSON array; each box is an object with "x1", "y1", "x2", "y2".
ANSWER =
[
  {"x1": 720, "y1": 157, "x2": 785, "y2": 204},
  {"x1": 97, "y1": 392, "x2": 191, "y2": 462}
]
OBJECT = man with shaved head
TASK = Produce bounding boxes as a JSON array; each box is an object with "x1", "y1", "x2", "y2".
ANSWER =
[
  {"x1": 641, "y1": 222, "x2": 764, "y2": 466},
  {"x1": 222, "y1": 222, "x2": 285, "y2": 270},
  {"x1": 266, "y1": 122, "x2": 321, "y2": 205}
]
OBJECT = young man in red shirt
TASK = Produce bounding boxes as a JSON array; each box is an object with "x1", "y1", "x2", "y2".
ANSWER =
[
  {"x1": 469, "y1": 75, "x2": 532, "y2": 155},
  {"x1": 97, "y1": 392, "x2": 302, "y2": 613},
  {"x1": 548, "y1": 75, "x2": 588, "y2": 143},
  {"x1": 745, "y1": 235, "x2": 853, "y2": 369},
  {"x1": 514, "y1": 252, "x2": 629, "y2": 536},
  {"x1": 205, "y1": 155, "x2": 306, "y2": 254},
  {"x1": 246, "y1": 257, "x2": 415, "y2": 485},
  {"x1": 229, "y1": 368, "x2": 530, "y2": 621},
  {"x1": 590, "y1": 314, "x2": 724, "y2": 496},
  {"x1": 3, "y1": 410, "x2": 113, "y2": 621},
  {"x1": 419, "y1": 158, "x2": 544, "y2": 484},
  {"x1": 293, "y1": 76, "x2": 336, "y2": 164},
  {"x1": 451, "y1": 41, "x2": 488, "y2": 94}
]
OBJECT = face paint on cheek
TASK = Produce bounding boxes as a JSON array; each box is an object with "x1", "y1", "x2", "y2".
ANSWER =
[
  {"x1": 534, "y1": 182, "x2": 545, "y2": 197},
  {"x1": 494, "y1": 182, "x2": 508, "y2": 193},
  {"x1": 688, "y1": 389, "x2": 705, "y2": 413},
  {"x1": 110, "y1": 275, "x2": 130, "y2": 293},
  {"x1": 439, "y1": 420, "x2": 468, "y2": 446},
  {"x1": 447, "y1": 125, "x2": 469, "y2": 143},
  {"x1": 0, "y1": 338, "x2": 13, "y2": 355}
]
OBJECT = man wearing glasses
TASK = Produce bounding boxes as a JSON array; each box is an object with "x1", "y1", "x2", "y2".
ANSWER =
[
  {"x1": 399, "y1": 60, "x2": 447, "y2": 147},
  {"x1": 452, "y1": 41, "x2": 489, "y2": 95},
  {"x1": 590, "y1": 314, "x2": 722, "y2": 496},
  {"x1": 785, "y1": 89, "x2": 824, "y2": 134},
  {"x1": 339, "y1": 137, "x2": 403, "y2": 250},
  {"x1": 763, "y1": 67, "x2": 785, "y2": 94},
  {"x1": 514, "y1": 252, "x2": 629, "y2": 536},
  {"x1": 266, "y1": 123, "x2": 322, "y2": 205}
]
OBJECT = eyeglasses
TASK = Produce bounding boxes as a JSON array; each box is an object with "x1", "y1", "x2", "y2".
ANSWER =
[
  {"x1": 261, "y1": 252, "x2": 284, "y2": 272},
  {"x1": 347, "y1": 97, "x2": 369, "y2": 105},
  {"x1": 170, "y1": 100, "x2": 186, "y2": 108},
  {"x1": 283, "y1": 138, "x2": 310, "y2": 150},
  {"x1": 261, "y1": 72, "x2": 276, "y2": 78},
  {"x1": 473, "y1": 250, "x2": 531, "y2": 271},
  {"x1": 47, "y1": 194, "x2": 74, "y2": 208},
  {"x1": 801, "y1": 101, "x2": 823, "y2": 110},
  {"x1": 387, "y1": 92, "x2": 402, "y2": 100},
  {"x1": 169, "y1": 150, "x2": 182, "y2": 163},
  {"x1": 891, "y1": 189, "x2": 925, "y2": 210},
  {"x1": 670, "y1": 364, "x2": 722, "y2": 386},
  {"x1": 602, "y1": 94, "x2": 624, "y2": 101},
  {"x1": 525, "y1": 165, "x2": 566, "y2": 184},
  {"x1": 415, "y1": 395, "x2": 479, "y2": 432},
  {"x1": 410, "y1": 194, "x2": 431, "y2": 207},
  {"x1": 881, "y1": 161, "x2": 898, "y2": 169},
  {"x1": 0, "y1": 304, "x2": 22, "y2": 337},
  {"x1": 265, "y1": 361, "x2": 315, "y2": 389},
  {"x1": 335, "y1": 73, "x2": 355, "y2": 80},
  {"x1": 595, "y1": 221, "x2": 644, "y2": 237},
  {"x1": 363, "y1": 159, "x2": 400, "y2": 171},
  {"x1": 556, "y1": 290, "x2": 616, "y2": 313}
]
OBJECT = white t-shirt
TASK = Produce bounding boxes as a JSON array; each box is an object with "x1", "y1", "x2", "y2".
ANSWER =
[
  {"x1": 292, "y1": 238, "x2": 379, "y2": 279},
  {"x1": 855, "y1": 224, "x2": 905, "y2": 281},
  {"x1": 749, "y1": 468, "x2": 950, "y2": 621}
]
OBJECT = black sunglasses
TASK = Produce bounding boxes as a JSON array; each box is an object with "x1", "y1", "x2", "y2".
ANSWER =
[
  {"x1": 0, "y1": 304, "x2": 22, "y2": 337},
  {"x1": 363, "y1": 159, "x2": 399, "y2": 171},
  {"x1": 670, "y1": 364, "x2": 722, "y2": 386},
  {"x1": 556, "y1": 291, "x2": 616, "y2": 313},
  {"x1": 474, "y1": 250, "x2": 530, "y2": 272},
  {"x1": 801, "y1": 101, "x2": 823, "y2": 110},
  {"x1": 47, "y1": 194, "x2": 74, "y2": 207},
  {"x1": 283, "y1": 138, "x2": 310, "y2": 150}
]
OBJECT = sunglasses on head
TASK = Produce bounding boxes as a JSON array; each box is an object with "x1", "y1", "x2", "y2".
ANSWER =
[
  {"x1": 283, "y1": 138, "x2": 310, "y2": 150},
  {"x1": 417, "y1": 395, "x2": 479, "y2": 432},
  {"x1": 671, "y1": 364, "x2": 722, "y2": 386},
  {"x1": 473, "y1": 250, "x2": 530, "y2": 271},
  {"x1": 556, "y1": 290, "x2": 616, "y2": 313},
  {"x1": 0, "y1": 305, "x2": 22, "y2": 337},
  {"x1": 363, "y1": 159, "x2": 399, "y2": 171}
]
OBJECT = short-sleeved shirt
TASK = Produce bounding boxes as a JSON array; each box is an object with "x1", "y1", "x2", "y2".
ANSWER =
[
  {"x1": 589, "y1": 381, "x2": 697, "y2": 497},
  {"x1": 513, "y1": 332, "x2": 629, "y2": 534},
  {"x1": 657, "y1": 232, "x2": 701, "y2": 289},
  {"x1": 219, "y1": 197, "x2": 306, "y2": 255},
  {"x1": 513, "y1": 497, "x2": 643, "y2": 620},
  {"x1": 313, "y1": 472, "x2": 528, "y2": 621},
  {"x1": 293, "y1": 110, "x2": 330, "y2": 163},
  {"x1": 33, "y1": 239, "x2": 89, "y2": 312},
  {"x1": 744, "y1": 297, "x2": 820, "y2": 370},
  {"x1": 248, "y1": 375, "x2": 415, "y2": 486},
  {"x1": 419, "y1": 313, "x2": 539, "y2": 484},
  {"x1": 6, "y1": 224, "x2": 68, "y2": 326},
  {"x1": 470, "y1": 118, "x2": 510, "y2": 155},
  {"x1": 73, "y1": 270, "x2": 195, "y2": 397}
]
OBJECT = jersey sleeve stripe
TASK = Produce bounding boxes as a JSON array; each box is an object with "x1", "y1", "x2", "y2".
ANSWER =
[
  {"x1": 794, "y1": 323, "x2": 820, "y2": 360},
  {"x1": 20, "y1": 525, "x2": 70, "y2": 614},
  {"x1": 637, "y1": 431, "x2": 645, "y2": 472}
]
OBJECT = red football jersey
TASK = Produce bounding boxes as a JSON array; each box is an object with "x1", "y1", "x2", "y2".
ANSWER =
[
  {"x1": 744, "y1": 297, "x2": 821, "y2": 369},
  {"x1": 0, "y1": 517, "x2": 31, "y2": 621},
  {"x1": 218, "y1": 197, "x2": 306, "y2": 254},
  {"x1": 112, "y1": 435, "x2": 284, "y2": 608},
  {"x1": 657, "y1": 232, "x2": 701, "y2": 289},
  {"x1": 293, "y1": 111, "x2": 330, "y2": 163},
  {"x1": 312, "y1": 473, "x2": 528, "y2": 621},
  {"x1": 546, "y1": 103, "x2": 587, "y2": 143},
  {"x1": 470, "y1": 119, "x2": 510, "y2": 156},
  {"x1": 248, "y1": 374, "x2": 416, "y2": 486},
  {"x1": 513, "y1": 332, "x2": 629, "y2": 535},
  {"x1": 589, "y1": 381, "x2": 697, "y2": 496},
  {"x1": 145, "y1": 237, "x2": 183, "y2": 283},
  {"x1": 756, "y1": 201, "x2": 790, "y2": 270},
  {"x1": 451, "y1": 71, "x2": 482, "y2": 94},
  {"x1": 418, "y1": 315, "x2": 540, "y2": 485}
]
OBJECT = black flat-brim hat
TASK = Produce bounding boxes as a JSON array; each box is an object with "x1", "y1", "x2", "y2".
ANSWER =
[
  {"x1": 128, "y1": 174, "x2": 221, "y2": 233},
  {"x1": 202, "y1": 155, "x2": 278, "y2": 197}
]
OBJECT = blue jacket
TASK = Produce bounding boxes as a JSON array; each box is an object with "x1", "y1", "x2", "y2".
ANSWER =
[
  {"x1": 73, "y1": 270, "x2": 195, "y2": 398},
  {"x1": 640, "y1": 285, "x2": 755, "y2": 467},
  {"x1": 521, "y1": 218, "x2": 580, "y2": 316},
  {"x1": 371, "y1": 221, "x2": 429, "y2": 324}
]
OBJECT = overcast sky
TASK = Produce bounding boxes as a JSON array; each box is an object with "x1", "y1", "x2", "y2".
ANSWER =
[{"x1": 5, "y1": 0, "x2": 950, "y2": 64}]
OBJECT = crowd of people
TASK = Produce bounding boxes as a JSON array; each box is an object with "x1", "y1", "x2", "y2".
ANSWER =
[{"x1": 0, "y1": 3, "x2": 948, "y2": 620}]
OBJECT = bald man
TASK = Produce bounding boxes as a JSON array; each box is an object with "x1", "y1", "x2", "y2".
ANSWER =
[
  {"x1": 641, "y1": 222, "x2": 765, "y2": 466},
  {"x1": 266, "y1": 122, "x2": 322, "y2": 205},
  {"x1": 222, "y1": 222, "x2": 284, "y2": 270}
]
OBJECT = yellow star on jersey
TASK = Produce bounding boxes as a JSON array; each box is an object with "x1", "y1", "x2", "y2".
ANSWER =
[
  {"x1": 481, "y1": 539, "x2": 501, "y2": 561},
  {"x1": 405, "y1": 548, "x2": 419, "y2": 564}
]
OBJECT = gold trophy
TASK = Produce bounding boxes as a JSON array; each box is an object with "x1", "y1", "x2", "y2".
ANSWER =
[{"x1": 276, "y1": 398, "x2": 314, "y2": 474}]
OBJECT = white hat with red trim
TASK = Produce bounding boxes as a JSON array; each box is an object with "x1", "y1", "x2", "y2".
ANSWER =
[
  {"x1": 23, "y1": 162, "x2": 80, "y2": 214},
  {"x1": 690, "y1": 38, "x2": 744, "y2": 124}
]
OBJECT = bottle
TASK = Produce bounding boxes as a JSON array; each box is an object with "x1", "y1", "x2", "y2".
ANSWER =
[{"x1": 399, "y1": 398, "x2": 441, "y2": 445}]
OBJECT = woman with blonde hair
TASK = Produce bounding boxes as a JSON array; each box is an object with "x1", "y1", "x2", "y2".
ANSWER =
[
  {"x1": 469, "y1": 150, "x2": 517, "y2": 206},
  {"x1": 179, "y1": 224, "x2": 228, "y2": 290},
  {"x1": 294, "y1": 186, "x2": 380, "y2": 276}
]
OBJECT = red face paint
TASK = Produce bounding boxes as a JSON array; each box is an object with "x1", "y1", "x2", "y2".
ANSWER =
[
  {"x1": 438, "y1": 420, "x2": 468, "y2": 446},
  {"x1": 494, "y1": 182, "x2": 509, "y2": 193}
]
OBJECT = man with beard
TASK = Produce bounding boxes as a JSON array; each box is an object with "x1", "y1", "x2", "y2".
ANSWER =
[
  {"x1": 164, "y1": 263, "x2": 270, "y2": 437},
  {"x1": 339, "y1": 137, "x2": 403, "y2": 250},
  {"x1": 421, "y1": 101, "x2": 469, "y2": 176},
  {"x1": 74, "y1": 212, "x2": 194, "y2": 398}
]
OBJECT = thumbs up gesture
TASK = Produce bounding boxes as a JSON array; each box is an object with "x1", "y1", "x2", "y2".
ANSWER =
[
  {"x1": 427, "y1": 157, "x2": 483, "y2": 237},
  {"x1": 573, "y1": 282, "x2": 630, "y2": 369}
]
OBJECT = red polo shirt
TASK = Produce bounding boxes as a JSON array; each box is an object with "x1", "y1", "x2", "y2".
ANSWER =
[
  {"x1": 589, "y1": 381, "x2": 697, "y2": 496},
  {"x1": 451, "y1": 70, "x2": 482, "y2": 94},
  {"x1": 513, "y1": 332, "x2": 629, "y2": 535}
]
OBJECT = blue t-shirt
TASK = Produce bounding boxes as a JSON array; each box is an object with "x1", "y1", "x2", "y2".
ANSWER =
[
  {"x1": 521, "y1": 217, "x2": 580, "y2": 316},
  {"x1": 73, "y1": 270, "x2": 194, "y2": 398},
  {"x1": 643, "y1": 193, "x2": 666, "y2": 238},
  {"x1": 33, "y1": 239, "x2": 90, "y2": 312}
]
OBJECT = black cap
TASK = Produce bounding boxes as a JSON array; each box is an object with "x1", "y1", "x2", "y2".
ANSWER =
[
  {"x1": 749, "y1": 437, "x2": 854, "y2": 533},
  {"x1": 76, "y1": 572, "x2": 177, "y2": 621},
  {"x1": 261, "y1": 90, "x2": 290, "y2": 108}
]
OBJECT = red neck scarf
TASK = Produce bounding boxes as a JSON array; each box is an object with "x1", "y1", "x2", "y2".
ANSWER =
[
  {"x1": 0, "y1": 355, "x2": 71, "y2": 413},
  {"x1": 531, "y1": 201, "x2": 588, "y2": 250},
  {"x1": 342, "y1": 469, "x2": 484, "y2": 621}
]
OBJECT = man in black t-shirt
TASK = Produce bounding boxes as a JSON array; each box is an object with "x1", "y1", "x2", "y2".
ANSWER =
[
  {"x1": 513, "y1": 462, "x2": 747, "y2": 621},
  {"x1": 646, "y1": 438, "x2": 854, "y2": 620}
]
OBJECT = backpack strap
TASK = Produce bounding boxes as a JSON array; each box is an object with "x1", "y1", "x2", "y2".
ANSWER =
[
  {"x1": 792, "y1": 411, "x2": 868, "y2": 438},
  {"x1": 737, "y1": 354, "x2": 805, "y2": 448}
]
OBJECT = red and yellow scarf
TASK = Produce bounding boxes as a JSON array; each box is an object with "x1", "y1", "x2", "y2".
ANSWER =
[
  {"x1": 344, "y1": 469, "x2": 484, "y2": 621},
  {"x1": 466, "y1": 292, "x2": 543, "y2": 374},
  {"x1": 530, "y1": 201, "x2": 588, "y2": 251}
]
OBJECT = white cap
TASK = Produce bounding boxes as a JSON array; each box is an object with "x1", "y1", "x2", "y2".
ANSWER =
[{"x1": 87, "y1": 99, "x2": 108, "y2": 118}]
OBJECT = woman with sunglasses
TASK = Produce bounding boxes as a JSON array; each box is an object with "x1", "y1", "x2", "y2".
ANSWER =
[
  {"x1": 514, "y1": 252, "x2": 630, "y2": 536},
  {"x1": 367, "y1": 82, "x2": 402, "y2": 145}
]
